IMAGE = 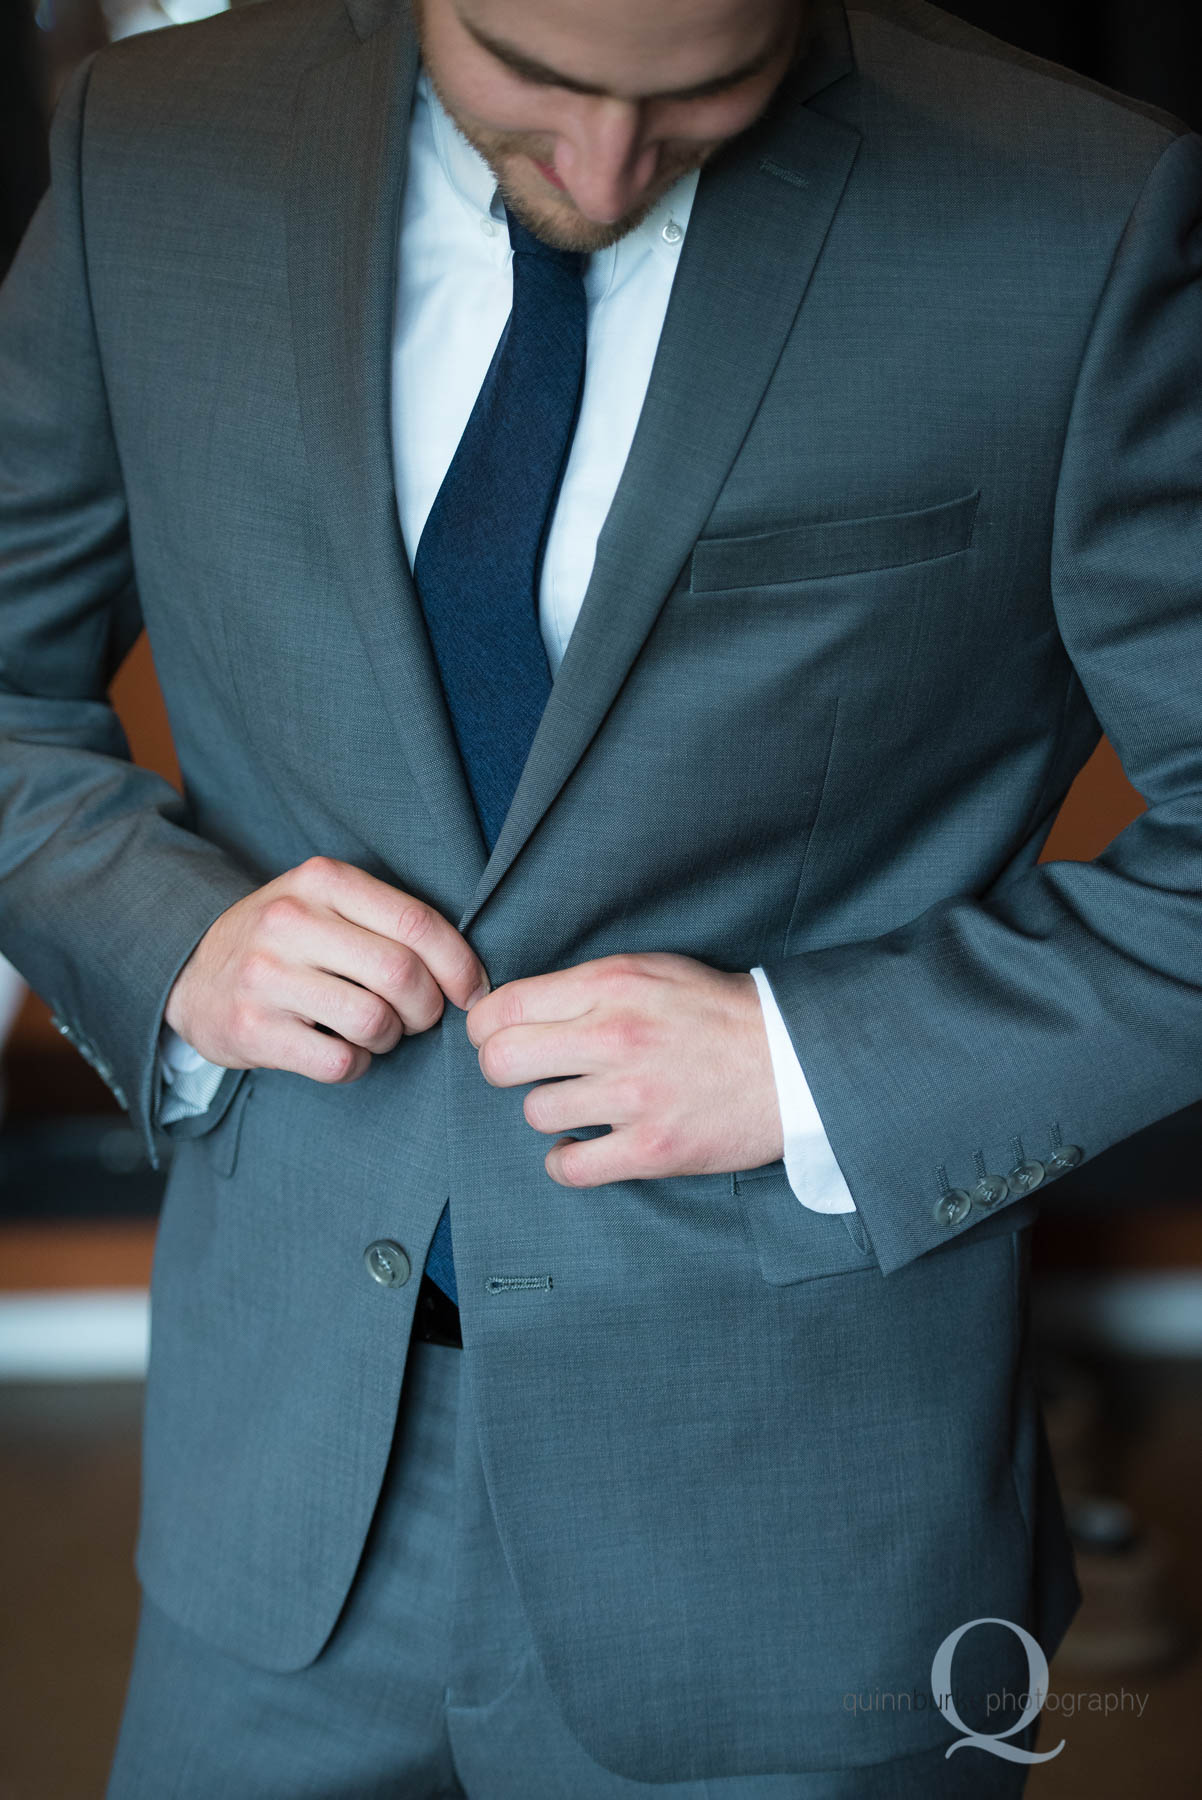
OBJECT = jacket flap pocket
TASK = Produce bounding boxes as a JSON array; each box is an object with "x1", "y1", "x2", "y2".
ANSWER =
[
  {"x1": 163, "y1": 1068, "x2": 253, "y2": 1180},
  {"x1": 690, "y1": 490, "x2": 980, "y2": 592},
  {"x1": 736, "y1": 1160, "x2": 1044, "y2": 1288},
  {"x1": 734, "y1": 1163, "x2": 877, "y2": 1284}
]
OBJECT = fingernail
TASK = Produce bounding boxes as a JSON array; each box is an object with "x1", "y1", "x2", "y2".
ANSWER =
[{"x1": 465, "y1": 980, "x2": 490, "y2": 1010}]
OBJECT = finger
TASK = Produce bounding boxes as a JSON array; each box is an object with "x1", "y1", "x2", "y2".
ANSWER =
[
  {"x1": 290, "y1": 857, "x2": 490, "y2": 1010},
  {"x1": 476, "y1": 1020, "x2": 605, "y2": 1089},
  {"x1": 543, "y1": 1132, "x2": 627, "y2": 1189},
  {"x1": 311, "y1": 918, "x2": 449, "y2": 1036},
  {"x1": 522, "y1": 1075, "x2": 622, "y2": 1136},
  {"x1": 543, "y1": 1122, "x2": 688, "y2": 1188},
  {"x1": 277, "y1": 967, "x2": 404, "y2": 1054},
  {"x1": 467, "y1": 956, "x2": 626, "y2": 1045},
  {"x1": 253, "y1": 1015, "x2": 373, "y2": 1085},
  {"x1": 257, "y1": 906, "x2": 450, "y2": 1035}
]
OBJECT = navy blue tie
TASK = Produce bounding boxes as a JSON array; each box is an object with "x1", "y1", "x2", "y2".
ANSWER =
[{"x1": 412, "y1": 204, "x2": 588, "y2": 1305}]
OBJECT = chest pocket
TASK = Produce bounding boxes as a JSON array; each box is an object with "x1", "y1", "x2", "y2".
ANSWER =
[{"x1": 689, "y1": 490, "x2": 980, "y2": 592}]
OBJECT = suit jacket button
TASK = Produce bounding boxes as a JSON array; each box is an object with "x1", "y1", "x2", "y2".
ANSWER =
[
  {"x1": 1046, "y1": 1144, "x2": 1083, "y2": 1175},
  {"x1": 934, "y1": 1189, "x2": 973, "y2": 1226},
  {"x1": 969, "y1": 1174, "x2": 1009, "y2": 1210},
  {"x1": 1006, "y1": 1159, "x2": 1045, "y2": 1196},
  {"x1": 364, "y1": 1240, "x2": 411, "y2": 1288}
]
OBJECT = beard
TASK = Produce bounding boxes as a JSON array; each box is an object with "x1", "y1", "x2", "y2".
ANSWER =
[
  {"x1": 486, "y1": 134, "x2": 718, "y2": 253},
  {"x1": 418, "y1": 53, "x2": 720, "y2": 253}
]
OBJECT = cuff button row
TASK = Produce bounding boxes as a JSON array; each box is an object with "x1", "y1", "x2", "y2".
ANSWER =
[{"x1": 934, "y1": 1143, "x2": 1084, "y2": 1227}]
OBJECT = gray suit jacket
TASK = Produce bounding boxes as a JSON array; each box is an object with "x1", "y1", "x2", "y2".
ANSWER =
[{"x1": 2, "y1": 0, "x2": 1199, "y2": 1777}]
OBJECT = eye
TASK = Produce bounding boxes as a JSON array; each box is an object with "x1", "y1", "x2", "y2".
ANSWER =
[{"x1": 494, "y1": 55, "x2": 563, "y2": 91}]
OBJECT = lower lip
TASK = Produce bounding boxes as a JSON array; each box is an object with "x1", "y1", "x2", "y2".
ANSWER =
[{"x1": 531, "y1": 157, "x2": 566, "y2": 190}]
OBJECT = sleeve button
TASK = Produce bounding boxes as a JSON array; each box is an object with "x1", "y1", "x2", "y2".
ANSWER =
[
  {"x1": 1006, "y1": 1159, "x2": 1045, "y2": 1196},
  {"x1": 969, "y1": 1173, "x2": 1010, "y2": 1210},
  {"x1": 1046, "y1": 1144, "x2": 1083, "y2": 1175},
  {"x1": 934, "y1": 1189, "x2": 973, "y2": 1227}
]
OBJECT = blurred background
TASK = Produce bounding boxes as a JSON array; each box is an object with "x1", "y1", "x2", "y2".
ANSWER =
[{"x1": 1, "y1": 0, "x2": 1201, "y2": 1793}]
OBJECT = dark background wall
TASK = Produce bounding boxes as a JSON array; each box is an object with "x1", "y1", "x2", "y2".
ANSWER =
[
  {"x1": 0, "y1": 0, "x2": 50, "y2": 278},
  {"x1": 946, "y1": 0, "x2": 1202, "y2": 131}
]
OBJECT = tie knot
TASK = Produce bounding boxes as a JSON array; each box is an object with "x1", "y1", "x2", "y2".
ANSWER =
[{"x1": 503, "y1": 203, "x2": 586, "y2": 279}]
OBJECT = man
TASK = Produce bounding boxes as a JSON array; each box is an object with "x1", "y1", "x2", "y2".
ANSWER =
[{"x1": 1, "y1": 0, "x2": 1199, "y2": 1791}]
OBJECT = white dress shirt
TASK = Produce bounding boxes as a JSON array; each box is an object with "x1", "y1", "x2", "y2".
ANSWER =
[{"x1": 158, "y1": 68, "x2": 856, "y2": 1216}]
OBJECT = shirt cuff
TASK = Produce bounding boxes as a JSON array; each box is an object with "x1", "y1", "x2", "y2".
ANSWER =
[
  {"x1": 156, "y1": 1023, "x2": 229, "y2": 1124},
  {"x1": 749, "y1": 965, "x2": 857, "y2": 1214}
]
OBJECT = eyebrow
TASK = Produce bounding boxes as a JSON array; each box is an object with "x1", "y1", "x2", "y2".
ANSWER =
[{"x1": 459, "y1": 17, "x2": 788, "y2": 103}]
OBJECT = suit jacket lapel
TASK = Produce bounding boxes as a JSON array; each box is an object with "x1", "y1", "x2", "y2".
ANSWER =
[
  {"x1": 288, "y1": 0, "x2": 860, "y2": 925},
  {"x1": 287, "y1": 0, "x2": 489, "y2": 901},
  {"x1": 461, "y1": 0, "x2": 861, "y2": 928}
]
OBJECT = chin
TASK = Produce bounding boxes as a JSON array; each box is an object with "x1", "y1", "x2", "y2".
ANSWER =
[{"x1": 491, "y1": 160, "x2": 664, "y2": 255}]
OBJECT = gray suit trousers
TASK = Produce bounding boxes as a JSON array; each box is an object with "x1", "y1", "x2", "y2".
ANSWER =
[{"x1": 106, "y1": 1336, "x2": 1038, "y2": 1798}]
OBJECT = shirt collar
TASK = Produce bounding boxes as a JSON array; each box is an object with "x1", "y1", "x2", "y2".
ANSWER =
[{"x1": 417, "y1": 65, "x2": 698, "y2": 273}]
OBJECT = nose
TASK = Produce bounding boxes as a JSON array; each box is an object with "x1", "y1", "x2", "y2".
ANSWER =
[{"x1": 554, "y1": 100, "x2": 660, "y2": 223}]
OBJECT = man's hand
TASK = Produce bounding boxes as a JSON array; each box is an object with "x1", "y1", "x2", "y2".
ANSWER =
[
  {"x1": 465, "y1": 952, "x2": 784, "y2": 1187},
  {"x1": 164, "y1": 856, "x2": 490, "y2": 1083}
]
